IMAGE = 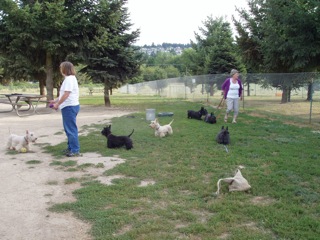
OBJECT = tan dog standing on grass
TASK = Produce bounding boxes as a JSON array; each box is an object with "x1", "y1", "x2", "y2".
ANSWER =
[
  {"x1": 6, "y1": 130, "x2": 37, "y2": 152},
  {"x1": 149, "y1": 118, "x2": 174, "y2": 138}
]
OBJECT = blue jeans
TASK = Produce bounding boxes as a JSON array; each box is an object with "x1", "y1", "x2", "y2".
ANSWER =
[{"x1": 61, "y1": 105, "x2": 80, "y2": 153}]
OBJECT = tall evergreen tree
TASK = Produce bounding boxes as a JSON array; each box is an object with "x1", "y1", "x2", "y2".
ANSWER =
[
  {"x1": 0, "y1": 0, "x2": 141, "y2": 106},
  {"x1": 191, "y1": 16, "x2": 242, "y2": 95}
]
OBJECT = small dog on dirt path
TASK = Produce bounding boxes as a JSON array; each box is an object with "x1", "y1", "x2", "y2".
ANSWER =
[
  {"x1": 149, "y1": 118, "x2": 174, "y2": 138},
  {"x1": 7, "y1": 130, "x2": 37, "y2": 152},
  {"x1": 101, "y1": 125, "x2": 134, "y2": 150},
  {"x1": 187, "y1": 107, "x2": 208, "y2": 120}
]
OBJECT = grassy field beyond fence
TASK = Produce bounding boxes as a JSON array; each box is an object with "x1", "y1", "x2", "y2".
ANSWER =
[
  {"x1": 40, "y1": 95, "x2": 320, "y2": 240},
  {"x1": 2, "y1": 82, "x2": 319, "y2": 126}
]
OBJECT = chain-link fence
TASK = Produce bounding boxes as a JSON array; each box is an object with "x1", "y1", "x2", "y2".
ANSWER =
[{"x1": 119, "y1": 72, "x2": 320, "y2": 125}]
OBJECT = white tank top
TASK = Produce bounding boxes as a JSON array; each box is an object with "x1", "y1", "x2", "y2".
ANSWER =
[{"x1": 227, "y1": 79, "x2": 240, "y2": 99}]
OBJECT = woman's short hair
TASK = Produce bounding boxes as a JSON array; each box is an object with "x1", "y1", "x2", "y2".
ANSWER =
[
  {"x1": 60, "y1": 61, "x2": 76, "y2": 76},
  {"x1": 230, "y1": 69, "x2": 239, "y2": 76}
]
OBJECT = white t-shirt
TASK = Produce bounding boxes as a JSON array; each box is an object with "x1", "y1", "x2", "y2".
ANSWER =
[
  {"x1": 59, "y1": 75, "x2": 79, "y2": 109},
  {"x1": 227, "y1": 79, "x2": 240, "y2": 99}
]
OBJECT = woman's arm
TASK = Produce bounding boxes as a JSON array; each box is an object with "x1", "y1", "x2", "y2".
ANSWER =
[{"x1": 52, "y1": 91, "x2": 71, "y2": 110}]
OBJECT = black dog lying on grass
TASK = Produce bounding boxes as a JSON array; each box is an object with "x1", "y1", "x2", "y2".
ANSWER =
[
  {"x1": 187, "y1": 107, "x2": 208, "y2": 120},
  {"x1": 216, "y1": 126, "x2": 230, "y2": 145},
  {"x1": 101, "y1": 125, "x2": 134, "y2": 150},
  {"x1": 204, "y1": 112, "x2": 217, "y2": 124}
]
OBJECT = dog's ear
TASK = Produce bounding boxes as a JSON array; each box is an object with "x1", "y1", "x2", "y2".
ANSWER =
[{"x1": 221, "y1": 126, "x2": 224, "y2": 130}]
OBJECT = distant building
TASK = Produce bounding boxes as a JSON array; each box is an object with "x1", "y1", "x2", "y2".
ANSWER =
[{"x1": 137, "y1": 43, "x2": 191, "y2": 55}]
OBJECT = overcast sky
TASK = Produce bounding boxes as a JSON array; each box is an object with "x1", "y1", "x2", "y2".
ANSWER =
[{"x1": 126, "y1": 0, "x2": 249, "y2": 46}]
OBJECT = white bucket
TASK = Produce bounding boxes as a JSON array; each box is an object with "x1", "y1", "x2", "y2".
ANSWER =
[{"x1": 146, "y1": 109, "x2": 155, "y2": 121}]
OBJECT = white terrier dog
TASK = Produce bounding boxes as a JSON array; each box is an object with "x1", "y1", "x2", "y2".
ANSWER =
[
  {"x1": 149, "y1": 118, "x2": 174, "y2": 138},
  {"x1": 215, "y1": 166, "x2": 251, "y2": 195},
  {"x1": 7, "y1": 130, "x2": 37, "y2": 152}
]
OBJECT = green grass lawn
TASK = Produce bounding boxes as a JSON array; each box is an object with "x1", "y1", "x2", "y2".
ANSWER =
[{"x1": 45, "y1": 95, "x2": 320, "y2": 240}]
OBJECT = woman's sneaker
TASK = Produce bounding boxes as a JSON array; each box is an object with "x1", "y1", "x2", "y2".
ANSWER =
[
  {"x1": 66, "y1": 152, "x2": 81, "y2": 157},
  {"x1": 62, "y1": 148, "x2": 71, "y2": 154}
]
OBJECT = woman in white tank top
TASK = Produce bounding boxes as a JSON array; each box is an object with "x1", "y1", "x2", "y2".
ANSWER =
[{"x1": 221, "y1": 69, "x2": 243, "y2": 123}]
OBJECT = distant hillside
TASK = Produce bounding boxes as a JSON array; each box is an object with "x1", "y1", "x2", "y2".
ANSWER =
[
  {"x1": 138, "y1": 43, "x2": 191, "y2": 55},
  {"x1": 139, "y1": 43, "x2": 191, "y2": 48}
]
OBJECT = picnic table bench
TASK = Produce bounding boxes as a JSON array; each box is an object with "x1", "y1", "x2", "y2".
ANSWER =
[
  {"x1": 88, "y1": 88, "x2": 104, "y2": 95},
  {"x1": 0, "y1": 93, "x2": 51, "y2": 117}
]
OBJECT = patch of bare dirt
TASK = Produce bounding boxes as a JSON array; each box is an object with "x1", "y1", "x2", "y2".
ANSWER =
[{"x1": 0, "y1": 105, "x2": 135, "y2": 240}]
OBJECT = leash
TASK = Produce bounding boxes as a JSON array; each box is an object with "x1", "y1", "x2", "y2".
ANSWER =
[
  {"x1": 224, "y1": 145, "x2": 229, "y2": 153},
  {"x1": 212, "y1": 96, "x2": 225, "y2": 122},
  {"x1": 217, "y1": 95, "x2": 225, "y2": 109}
]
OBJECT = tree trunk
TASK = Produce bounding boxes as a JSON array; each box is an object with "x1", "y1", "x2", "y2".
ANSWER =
[
  {"x1": 39, "y1": 79, "x2": 46, "y2": 96},
  {"x1": 34, "y1": 72, "x2": 46, "y2": 96},
  {"x1": 209, "y1": 83, "x2": 214, "y2": 96},
  {"x1": 307, "y1": 82, "x2": 313, "y2": 101},
  {"x1": 104, "y1": 80, "x2": 111, "y2": 107},
  {"x1": 247, "y1": 83, "x2": 250, "y2": 96},
  {"x1": 56, "y1": 85, "x2": 61, "y2": 97},
  {"x1": 45, "y1": 52, "x2": 54, "y2": 101},
  {"x1": 281, "y1": 86, "x2": 290, "y2": 103}
]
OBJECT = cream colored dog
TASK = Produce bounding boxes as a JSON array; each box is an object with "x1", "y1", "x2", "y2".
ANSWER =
[
  {"x1": 149, "y1": 118, "x2": 174, "y2": 138},
  {"x1": 215, "y1": 166, "x2": 251, "y2": 195},
  {"x1": 6, "y1": 130, "x2": 37, "y2": 152}
]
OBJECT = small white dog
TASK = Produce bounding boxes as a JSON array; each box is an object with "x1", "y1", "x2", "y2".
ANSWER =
[
  {"x1": 149, "y1": 118, "x2": 174, "y2": 138},
  {"x1": 7, "y1": 130, "x2": 37, "y2": 152},
  {"x1": 215, "y1": 166, "x2": 251, "y2": 195}
]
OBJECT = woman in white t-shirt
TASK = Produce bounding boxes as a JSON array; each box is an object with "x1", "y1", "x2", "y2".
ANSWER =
[
  {"x1": 50, "y1": 61, "x2": 80, "y2": 157},
  {"x1": 221, "y1": 69, "x2": 243, "y2": 124}
]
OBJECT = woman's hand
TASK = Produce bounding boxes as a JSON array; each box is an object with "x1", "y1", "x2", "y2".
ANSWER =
[
  {"x1": 52, "y1": 103, "x2": 59, "y2": 110},
  {"x1": 49, "y1": 100, "x2": 59, "y2": 110}
]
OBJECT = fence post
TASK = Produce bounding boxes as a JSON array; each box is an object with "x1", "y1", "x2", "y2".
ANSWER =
[{"x1": 309, "y1": 79, "x2": 313, "y2": 124}]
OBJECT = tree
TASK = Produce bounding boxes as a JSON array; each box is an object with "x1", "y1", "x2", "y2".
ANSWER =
[
  {"x1": 233, "y1": 1, "x2": 265, "y2": 96},
  {"x1": 82, "y1": 0, "x2": 142, "y2": 106},
  {"x1": 191, "y1": 16, "x2": 242, "y2": 96},
  {"x1": 177, "y1": 48, "x2": 201, "y2": 76},
  {"x1": 234, "y1": 0, "x2": 320, "y2": 102},
  {"x1": 0, "y1": 0, "x2": 69, "y2": 99},
  {"x1": 0, "y1": 0, "x2": 141, "y2": 106},
  {"x1": 139, "y1": 51, "x2": 181, "y2": 82},
  {"x1": 140, "y1": 66, "x2": 167, "y2": 81}
]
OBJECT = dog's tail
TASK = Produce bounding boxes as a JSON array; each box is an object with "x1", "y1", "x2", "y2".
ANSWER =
[
  {"x1": 128, "y1": 129, "x2": 134, "y2": 137},
  {"x1": 168, "y1": 119, "x2": 174, "y2": 125},
  {"x1": 215, "y1": 177, "x2": 235, "y2": 195},
  {"x1": 215, "y1": 178, "x2": 223, "y2": 195}
]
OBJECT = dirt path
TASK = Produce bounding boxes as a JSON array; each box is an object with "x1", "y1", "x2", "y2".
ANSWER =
[{"x1": 0, "y1": 105, "x2": 134, "y2": 240}]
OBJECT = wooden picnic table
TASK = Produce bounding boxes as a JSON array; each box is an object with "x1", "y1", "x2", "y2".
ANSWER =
[{"x1": 1, "y1": 93, "x2": 49, "y2": 117}]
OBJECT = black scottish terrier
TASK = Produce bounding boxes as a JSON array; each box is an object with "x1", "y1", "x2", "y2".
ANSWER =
[
  {"x1": 101, "y1": 125, "x2": 134, "y2": 150},
  {"x1": 204, "y1": 112, "x2": 217, "y2": 124},
  {"x1": 187, "y1": 107, "x2": 208, "y2": 120},
  {"x1": 216, "y1": 126, "x2": 230, "y2": 145}
]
